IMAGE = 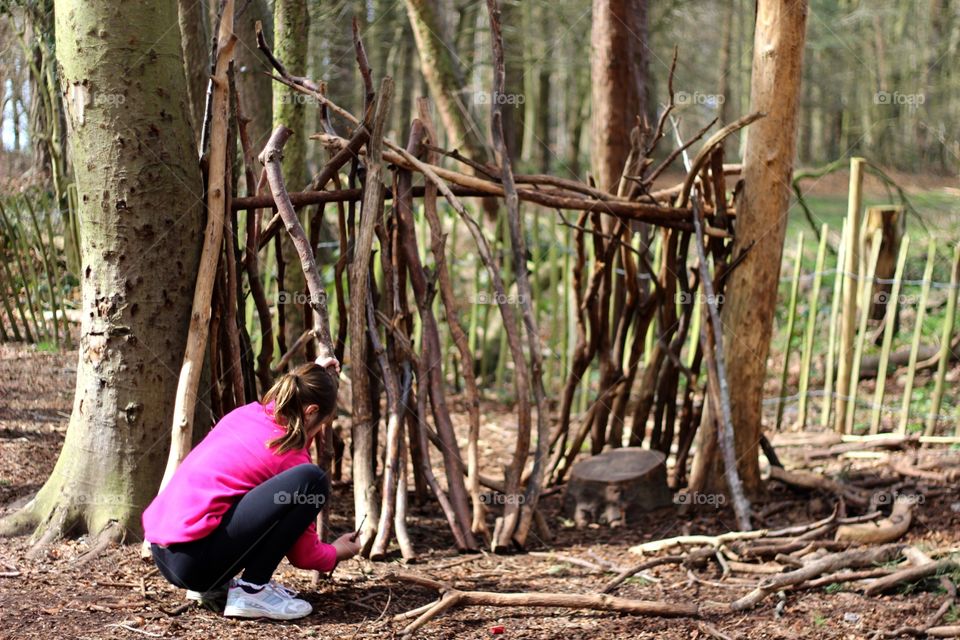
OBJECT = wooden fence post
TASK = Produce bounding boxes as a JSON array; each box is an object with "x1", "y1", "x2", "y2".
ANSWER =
[
  {"x1": 822, "y1": 220, "x2": 847, "y2": 428},
  {"x1": 869, "y1": 236, "x2": 910, "y2": 434},
  {"x1": 775, "y1": 232, "x2": 805, "y2": 431},
  {"x1": 798, "y1": 225, "x2": 828, "y2": 427},
  {"x1": 845, "y1": 228, "x2": 883, "y2": 434},
  {"x1": 835, "y1": 157, "x2": 865, "y2": 432},
  {"x1": 898, "y1": 241, "x2": 936, "y2": 434},
  {"x1": 927, "y1": 243, "x2": 960, "y2": 436}
]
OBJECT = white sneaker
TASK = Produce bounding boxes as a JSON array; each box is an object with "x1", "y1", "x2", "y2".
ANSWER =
[{"x1": 223, "y1": 580, "x2": 312, "y2": 620}]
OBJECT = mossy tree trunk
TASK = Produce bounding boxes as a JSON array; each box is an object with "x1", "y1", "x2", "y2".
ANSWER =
[
  {"x1": 273, "y1": 0, "x2": 309, "y2": 349},
  {"x1": 403, "y1": 0, "x2": 489, "y2": 163},
  {"x1": 0, "y1": 0, "x2": 204, "y2": 545}
]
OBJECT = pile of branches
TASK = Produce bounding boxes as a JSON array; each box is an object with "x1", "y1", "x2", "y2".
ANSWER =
[{"x1": 179, "y1": 0, "x2": 764, "y2": 559}]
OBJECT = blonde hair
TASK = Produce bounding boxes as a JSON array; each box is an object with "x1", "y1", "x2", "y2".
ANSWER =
[{"x1": 262, "y1": 363, "x2": 338, "y2": 453}]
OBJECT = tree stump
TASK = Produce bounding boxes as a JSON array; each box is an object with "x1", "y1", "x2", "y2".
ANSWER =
[{"x1": 563, "y1": 448, "x2": 672, "y2": 527}]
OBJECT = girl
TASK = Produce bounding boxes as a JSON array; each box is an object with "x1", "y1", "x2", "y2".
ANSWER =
[{"x1": 143, "y1": 359, "x2": 361, "y2": 620}]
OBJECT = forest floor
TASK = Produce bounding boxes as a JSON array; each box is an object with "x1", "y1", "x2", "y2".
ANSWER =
[{"x1": 3, "y1": 344, "x2": 960, "y2": 639}]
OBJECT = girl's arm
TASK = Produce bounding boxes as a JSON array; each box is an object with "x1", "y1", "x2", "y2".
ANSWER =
[{"x1": 286, "y1": 522, "x2": 338, "y2": 572}]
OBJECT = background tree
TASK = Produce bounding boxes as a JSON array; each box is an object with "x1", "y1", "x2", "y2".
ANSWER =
[
  {"x1": 590, "y1": 0, "x2": 648, "y2": 193},
  {"x1": 0, "y1": 0, "x2": 204, "y2": 542}
]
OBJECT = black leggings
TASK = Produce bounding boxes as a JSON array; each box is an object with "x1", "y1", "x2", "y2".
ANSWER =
[{"x1": 151, "y1": 463, "x2": 329, "y2": 591}]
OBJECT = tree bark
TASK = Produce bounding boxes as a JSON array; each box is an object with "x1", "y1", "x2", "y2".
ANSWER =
[
  {"x1": 272, "y1": 0, "x2": 309, "y2": 350},
  {"x1": 590, "y1": 0, "x2": 648, "y2": 193},
  {"x1": 177, "y1": 0, "x2": 209, "y2": 149},
  {"x1": 235, "y1": 0, "x2": 273, "y2": 151},
  {"x1": 0, "y1": 0, "x2": 204, "y2": 542},
  {"x1": 690, "y1": 0, "x2": 808, "y2": 496},
  {"x1": 403, "y1": 0, "x2": 489, "y2": 163}
]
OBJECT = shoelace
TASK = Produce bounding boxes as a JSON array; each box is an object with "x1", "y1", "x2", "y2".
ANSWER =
[{"x1": 267, "y1": 581, "x2": 299, "y2": 599}]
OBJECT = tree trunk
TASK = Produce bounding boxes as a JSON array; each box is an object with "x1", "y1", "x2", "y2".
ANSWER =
[
  {"x1": 273, "y1": 0, "x2": 309, "y2": 351},
  {"x1": 0, "y1": 0, "x2": 203, "y2": 543},
  {"x1": 178, "y1": 0, "x2": 209, "y2": 149},
  {"x1": 590, "y1": 0, "x2": 647, "y2": 193},
  {"x1": 690, "y1": 0, "x2": 808, "y2": 496},
  {"x1": 235, "y1": 0, "x2": 273, "y2": 151},
  {"x1": 403, "y1": 0, "x2": 488, "y2": 162}
]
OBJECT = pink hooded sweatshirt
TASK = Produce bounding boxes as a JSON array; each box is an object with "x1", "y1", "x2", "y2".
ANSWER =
[{"x1": 142, "y1": 401, "x2": 337, "y2": 572}]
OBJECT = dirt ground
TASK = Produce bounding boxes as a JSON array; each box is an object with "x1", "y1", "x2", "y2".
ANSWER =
[{"x1": 2, "y1": 342, "x2": 959, "y2": 639}]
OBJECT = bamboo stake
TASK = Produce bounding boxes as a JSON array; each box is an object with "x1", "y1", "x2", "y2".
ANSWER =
[
  {"x1": 898, "y1": 241, "x2": 936, "y2": 434},
  {"x1": 775, "y1": 232, "x2": 805, "y2": 430},
  {"x1": 845, "y1": 228, "x2": 883, "y2": 434},
  {"x1": 21, "y1": 196, "x2": 60, "y2": 347},
  {"x1": 870, "y1": 236, "x2": 910, "y2": 434},
  {"x1": 157, "y1": 0, "x2": 236, "y2": 495},
  {"x1": 0, "y1": 202, "x2": 43, "y2": 342},
  {"x1": 23, "y1": 195, "x2": 69, "y2": 347},
  {"x1": 835, "y1": 157, "x2": 865, "y2": 432},
  {"x1": 821, "y1": 221, "x2": 847, "y2": 428},
  {"x1": 797, "y1": 225, "x2": 828, "y2": 428},
  {"x1": 927, "y1": 243, "x2": 960, "y2": 436},
  {"x1": 0, "y1": 204, "x2": 32, "y2": 342}
]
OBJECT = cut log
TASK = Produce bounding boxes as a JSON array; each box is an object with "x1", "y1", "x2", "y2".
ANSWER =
[{"x1": 563, "y1": 448, "x2": 672, "y2": 527}]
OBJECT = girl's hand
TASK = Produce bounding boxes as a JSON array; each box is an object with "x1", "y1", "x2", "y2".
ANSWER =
[
  {"x1": 315, "y1": 355, "x2": 341, "y2": 375},
  {"x1": 331, "y1": 532, "x2": 362, "y2": 561}
]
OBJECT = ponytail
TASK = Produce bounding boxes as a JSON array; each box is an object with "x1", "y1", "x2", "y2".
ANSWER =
[{"x1": 263, "y1": 363, "x2": 337, "y2": 453}]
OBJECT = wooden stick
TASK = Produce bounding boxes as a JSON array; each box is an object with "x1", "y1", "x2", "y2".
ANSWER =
[
  {"x1": 864, "y1": 558, "x2": 959, "y2": 596},
  {"x1": 692, "y1": 194, "x2": 752, "y2": 531},
  {"x1": 348, "y1": 78, "x2": 393, "y2": 550},
  {"x1": 387, "y1": 571, "x2": 698, "y2": 637},
  {"x1": 157, "y1": 0, "x2": 236, "y2": 495},
  {"x1": 259, "y1": 125, "x2": 335, "y2": 360},
  {"x1": 730, "y1": 544, "x2": 904, "y2": 610},
  {"x1": 602, "y1": 555, "x2": 685, "y2": 593},
  {"x1": 416, "y1": 101, "x2": 487, "y2": 540},
  {"x1": 486, "y1": 0, "x2": 549, "y2": 550}
]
